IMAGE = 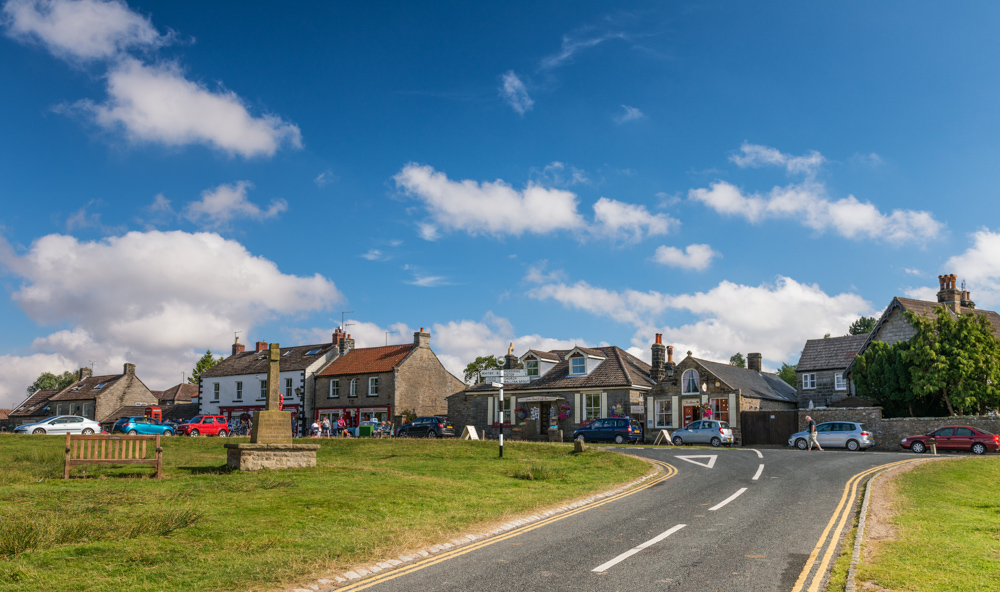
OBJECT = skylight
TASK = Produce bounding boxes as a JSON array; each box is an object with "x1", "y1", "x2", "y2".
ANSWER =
[
  {"x1": 282, "y1": 351, "x2": 292, "y2": 357},
  {"x1": 93, "y1": 382, "x2": 106, "y2": 390},
  {"x1": 306, "y1": 349, "x2": 321, "y2": 355}
]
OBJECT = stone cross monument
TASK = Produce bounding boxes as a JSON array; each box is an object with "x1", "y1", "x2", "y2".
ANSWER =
[{"x1": 250, "y1": 342, "x2": 293, "y2": 444}]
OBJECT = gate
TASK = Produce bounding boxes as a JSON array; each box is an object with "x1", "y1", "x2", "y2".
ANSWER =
[{"x1": 740, "y1": 410, "x2": 799, "y2": 446}]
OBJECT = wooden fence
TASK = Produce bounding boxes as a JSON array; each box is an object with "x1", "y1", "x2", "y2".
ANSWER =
[
  {"x1": 740, "y1": 410, "x2": 800, "y2": 446},
  {"x1": 64, "y1": 433, "x2": 163, "y2": 479}
]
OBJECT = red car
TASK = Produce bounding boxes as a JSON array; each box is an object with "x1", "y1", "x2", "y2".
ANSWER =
[
  {"x1": 176, "y1": 415, "x2": 229, "y2": 437},
  {"x1": 900, "y1": 425, "x2": 1000, "y2": 455}
]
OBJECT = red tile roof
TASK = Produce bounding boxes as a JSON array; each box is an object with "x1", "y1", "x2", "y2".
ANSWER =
[{"x1": 317, "y1": 344, "x2": 415, "y2": 376}]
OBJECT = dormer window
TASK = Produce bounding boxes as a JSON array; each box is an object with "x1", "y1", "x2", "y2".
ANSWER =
[
  {"x1": 570, "y1": 355, "x2": 586, "y2": 375},
  {"x1": 682, "y1": 369, "x2": 700, "y2": 394},
  {"x1": 525, "y1": 357, "x2": 538, "y2": 377}
]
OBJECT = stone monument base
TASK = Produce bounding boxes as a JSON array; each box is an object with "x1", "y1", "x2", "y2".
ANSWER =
[
  {"x1": 224, "y1": 443, "x2": 320, "y2": 471},
  {"x1": 250, "y1": 409, "x2": 293, "y2": 444}
]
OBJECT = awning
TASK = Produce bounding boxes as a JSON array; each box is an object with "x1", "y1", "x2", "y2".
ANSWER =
[{"x1": 516, "y1": 396, "x2": 565, "y2": 403}]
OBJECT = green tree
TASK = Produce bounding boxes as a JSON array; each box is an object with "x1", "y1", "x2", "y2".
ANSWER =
[
  {"x1": 851, "y1": 340, "x2": 925, "y2": 417},
  {"x1": 849, "y1": 316, "x2": 877, "y2": 335},
  {"x1": 777, "y1": 363, "x2": 797, "y2": 387},
  {"x1": 189, "y1": 350, "x2": 223, "y2": 384},
  {"x1": 26, "y1": 370, "x2": 76, "y2": 395},
  {"x1": 729, "y1": 353, "x2": 745, "y2": 368},
  {"x1": 904, "y1": 307, "x2": 1000, "y2": 416},
  {"x1": 463, "y1": 354, "x2": 502, "y2": 384}
]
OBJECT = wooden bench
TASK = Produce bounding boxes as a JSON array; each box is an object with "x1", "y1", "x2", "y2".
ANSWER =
[{"x1": 64, "y1": 433, "x2": 163, "y2": 479}]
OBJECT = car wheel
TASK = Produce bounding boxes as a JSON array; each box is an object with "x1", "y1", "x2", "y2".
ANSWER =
[
  {"x1": 396, "y1": 431, "x2": 406, "y2": 438},
  {"x1": 190, "y1": 429, "x2": 200, "y2": 437},
  {"x1": 972, "y1": 442, "x2": 987, "y2": 455},
  {"x1": 672, "y1": 436, "x2": 683, "y2": 446},
  {"x1": 164, "y1": 430, "x2": 173, "y2": 436},
  {"x1": 127, "y1": 429, "x2": 138, "y2": 435},
  {"x1": 795, "y1": 438, "x2": 807, "y2": 450},
  {"x1": 614, "y1": 434, "x2": 625, "y2": 444},
  {"x1": 32, "y1": 428, "x2": 46, "y2": 434},
  {"x1": 911, "y1": 441, "x2": 926, "y2": 454},
  {"x1": 218, "y1": 430, "x2": 228, "y2": 438},
  {"x1": 711, "y1": 437, "x2": 721, "y2": 447},
  {"x1": 427, "y1": 430, "x2": 437, "y2": 438},
  {"x1": 846, "y1": 439, "x2": 860, "y2": 452},
  {"x1": 82, "y1": 428, "x2": 94, "y2": 435}
]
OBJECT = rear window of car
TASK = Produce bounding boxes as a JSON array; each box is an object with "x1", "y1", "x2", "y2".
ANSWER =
[
  {"x1": 860, "y1": 424, "x2": 871, "y2": 433},
  {"x1": 719, "y1": 422, "x2": 729, "y2": 429},
  {"x1": 956, "y1": 427, "x2": 975, "y2": 436}
]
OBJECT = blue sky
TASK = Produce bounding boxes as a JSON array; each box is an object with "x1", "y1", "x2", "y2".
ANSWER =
[{"x1": 4, "y1": 0, "x2": 1000, "y2": 408}]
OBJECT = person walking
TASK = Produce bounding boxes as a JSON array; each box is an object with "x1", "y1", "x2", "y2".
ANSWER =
[
  {"x1": 805, "y1": 415, "x2": 823, "y2": 451},
  {"x1": 321, "y1": 417, "x2": 331, "y2": 438},
  {"x1": 336, "y1": 414, "x2": 346, "y2": 438}
]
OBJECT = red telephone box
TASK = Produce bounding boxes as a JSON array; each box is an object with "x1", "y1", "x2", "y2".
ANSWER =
[{"x1": 145, "y1": 406, "x2": 162, "y2": 422}]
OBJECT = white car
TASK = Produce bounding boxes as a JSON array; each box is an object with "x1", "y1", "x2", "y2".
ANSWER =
[{"x1": 14, "y1": 415, "x2": 102, "y2": 435}]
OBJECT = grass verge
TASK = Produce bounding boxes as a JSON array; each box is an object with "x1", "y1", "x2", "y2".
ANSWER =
[{"x1": 0, "y1": 434, "x2": 648, "y2": 592}]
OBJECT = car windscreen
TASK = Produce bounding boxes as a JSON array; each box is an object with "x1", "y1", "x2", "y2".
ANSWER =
[{"x1": 189, "y1": 416, "x2": 204, "y2": 423}]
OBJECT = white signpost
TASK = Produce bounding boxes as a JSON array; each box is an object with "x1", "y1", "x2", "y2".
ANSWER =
[{"x1": 484, "y1": 368, "x2": 528, "y2": 458}]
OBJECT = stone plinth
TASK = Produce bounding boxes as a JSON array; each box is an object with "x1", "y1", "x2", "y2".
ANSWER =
[
  {"x1": 251, "y1": 410, "x2": 293, "y2": 444},
  {"x1": 225, "y1": 443, "x2": 320, "y2": 471}
]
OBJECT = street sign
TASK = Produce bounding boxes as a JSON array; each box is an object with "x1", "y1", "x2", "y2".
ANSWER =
[
  {"x1": 499, "y1": 376, "x2": 530, "y2": 384},
  {"x1": 480, "y1": 370, "x2": 503, "y2": 377},
  {"x1": 501, "y1": 369, "x2": 527, "y2": 377},
  {"x1": 490, "y1": 382, "x2": 504, "y2": 389},
  {"x1": 482, "y1": 369, "x2": 528, "y2": 379}
]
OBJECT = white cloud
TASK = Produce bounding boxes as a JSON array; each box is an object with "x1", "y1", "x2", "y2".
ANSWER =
[
  {"x1": 531, "y1": 161, "x2": 589, "y2": 187},
  {"x1": 730, "y1": 142, "x2": 825, "y2": 177},
  {"x1": 689, "y1": 180, "x2": 942, "y2": 244},
  {"x1": 499, "y1": 70, "x2": 534, "y2": 115},
  {"x1": 613, "y1": 105, "x2": 645, "y2": 123},
  {"x1": 944, "y1": 229, "x2": 1000, "y2": 306},
  {"x1": 0, "y1": 230, "x2": 341, "y2": 407},
  {"x1": 314, "y1": 169, "x2": 337, "y2": 187},
  {"x1": 406, "y1": 274, "x2": 449, "y2": 288},
  {"x1": 653, "y1": 244, "x2": 718, "y2": 271},
  {"x1": 0, "y1": 351, "x2": 76, "y2": 409},
  {"x1": 74, "y1": 58, "x2": 302, "y2": 158},
  {"x1": 903, "y1": 267, "x2": 922, "y2": 276},
  {"x1": 540, "y1": 31, "x2": 626, "y2": 71},
  {"x1": 182, "y1": 181, "x2": 287, "y2": 229},
  {"x1": 902, "y1": 286, "x2": 937, "y2": 301},
  {"x1": 361, "y1": 249, "x2": 384, "y2": 261},
  {"x1": 591, "y1": 197, "x2": 677, "y2": 242},
  {"x1": 528, "y1": 280, "x2": 671, "y2": 327},
  {"x1": 2, "y1": 0, "x2": 168, "y2": 61},
  {"x1": 524, "y1": 260, "x2": 567, "y2": 284}
]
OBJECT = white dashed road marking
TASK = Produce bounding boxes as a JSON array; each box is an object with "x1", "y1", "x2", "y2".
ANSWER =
[
  {"x1": 709, "y1": 488, "x2": 748, "y2": 511},
  {"x1": 753, "y1": 464, "x2": 765, "y2": 480},
  {"x1": 748, "y1": 448, "x2": 763, "y2": 459},
  {"x1": 592, "y1": 524, "x2": 687, "y2": 573}
]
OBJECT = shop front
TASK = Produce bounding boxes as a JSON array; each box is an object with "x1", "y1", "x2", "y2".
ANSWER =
[
  {"x1": 315, "y1": 405, "x2": 391, "y2": 428},
  {"x1": 218, "y1": 404, "x2": 302, "y2": 437}
]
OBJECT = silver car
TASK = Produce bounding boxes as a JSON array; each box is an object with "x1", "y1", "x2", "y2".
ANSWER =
[
  {"x1": 13, "y1": 415, "x2": 102, "y2": 435},
  {"x1": 788, "y1": 421, "x2": 874, "y2": 451},
  {"x1": 671, "y1": 420, "x2": 735, "y2": 447}
]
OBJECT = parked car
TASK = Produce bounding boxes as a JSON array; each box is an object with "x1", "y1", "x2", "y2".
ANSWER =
[
  {"x1": 900, "y1": 425, "x2": 1000, "y2": 455},
  {"x1": 573, "y1": 418, "x2": 644, "y2": 444},
  {"x1": 175, "y1": 415, "x2": 229, "y2": 437},
  {"x1": 671, "y1": 420, "x2": 734, "y2": 447},
  {"x1": 395, "y1": 416, "x2": 455, "y2": 438},
  {"x1": 788, "y1": 421, "x2": 874, "y2": 451},
  {"x1": 112, "y1": 416, "x2": 175, "y2": 436},
  {"x1": 13, "y1": 415, "x2": 102, "y2": 435}
]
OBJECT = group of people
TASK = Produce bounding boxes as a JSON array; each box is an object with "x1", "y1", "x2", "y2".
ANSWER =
[{"x1": 307, "y1": 416, "x2": 393, "y2": 438}]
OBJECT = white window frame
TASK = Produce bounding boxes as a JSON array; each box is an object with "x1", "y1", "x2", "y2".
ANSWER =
[
  {"x1": 285, "y1": 378, "x2": 293, "y2": 398},
  {"x1": 682, "y1": 369, "x2": 700, "y2": 395},
  {"x1": 235, "y1": 381, "x2": 243, "y2": 400},
  {"x1": 368, "y1": 377, "x2": 379, "y2": 396},
  {"x1": 259, "y1": 380, "x2": 266, "y2": 400},
  {"x1": 655, "y1": 399, "x2": 672, "y2": 428},
  {"x1": 329, "y1": 380, "x2": 339, "y2": 399},
  {"x1": 802, "y1": 373, "x2": 817, "y2": 390},
  {"x1": 570, "y1": 356, "x2": 586, "y2": 376},
  {"x1": 213, "y1": 383, "x2": 220, "y2": 401},
  {"x1": 709, "y1": 397, "x2": 730, "y2": 423},
  {"x1": 834, "y1": 374, "x2": 847, "y2": 391},
  {"x1": 525, "y1": 359, "x2": 538, "y2": 377},
  {"x1": 349, "y1": 378, "x2": 358, "y2": 397},
  {"x1": 584, "y1": 393, "x2": 601, "y2": 420},
  {"x1": 82, "y1": 403, "x2": 91, "y2": 418}
]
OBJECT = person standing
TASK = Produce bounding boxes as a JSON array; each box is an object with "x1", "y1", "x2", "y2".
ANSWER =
[
  {"x1": 321, "y1": 417, "x2": 331, "y2": 437},
  {"x1": 805, "y1": 415, "x2": 823, "y2": 451}
]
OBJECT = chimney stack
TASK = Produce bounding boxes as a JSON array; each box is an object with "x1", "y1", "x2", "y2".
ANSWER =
[
  {"x1": 123, "y1": 362, "x2": 135, "y2": 375},
  {"x1": 414, "y1": 327, "x2": 431, "y2": 348},
  {"x1": 651, "y1": 333, "x2": 666, "y2": 382},
  {"x1": 232, "y1": 336, "x2": 246, "y2": 356},
  {"x1": 255, "y1": 341, "x2": 268, "y2": 353},
  {"x1": 79, "y1": 367, "x2": 92, "y2": 381},
  {"x1": 748, "y1": 353, "x2": 762, "y2": 373},
  {"x1": 333, "y1": 327, "x2": 346, "y2": 344},
  {"x1": 339, "y1": 333, "x2": 355, "y2": 353},
  {"x1": 937, "y1": 273, "x2": 964, "y2": 314},
  {"x1": 504, "y1": 342, "x2": 518, "y2": 370}
]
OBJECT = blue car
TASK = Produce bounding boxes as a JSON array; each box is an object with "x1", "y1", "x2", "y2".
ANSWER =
[
  {"x1": 572, "y1": 418, "x2": 643, "y2": 444},
  {"x1": 112, "y1": 416, "x2": 175, "y2": 436}
]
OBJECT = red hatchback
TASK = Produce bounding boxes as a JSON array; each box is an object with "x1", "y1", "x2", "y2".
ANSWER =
[
  {"x1": 900, "y1": 425, "x2": 1000, "y2": 455},
  {"x1": 176, "y1": 415, "x2": 229, "y2": 437}
]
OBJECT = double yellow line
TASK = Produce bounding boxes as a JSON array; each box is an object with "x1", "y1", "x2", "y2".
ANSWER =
[
  {"x1": 790, "y1": 458, "x2": 924, "y2": 592},
  {"x1": 335, "y1": 459, "x2": 678, "y2": 591}
]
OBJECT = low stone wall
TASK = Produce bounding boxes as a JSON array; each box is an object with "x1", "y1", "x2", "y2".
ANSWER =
[
  {"x1": 224, "y1": 443, "x2": 320, "y2": 471},
  {"x1": 797, "y1": 407, "x2": 1000, "y2": 451}
]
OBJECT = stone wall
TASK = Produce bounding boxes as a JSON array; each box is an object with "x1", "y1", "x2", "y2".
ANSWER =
[
  {"x1": 873, "y1": 306, "x2": 918, "y2": 346},
  {"x1": 394, "y1": 345, "x2": 466, "y2": 422},
  {"x1": 225, "y1": 443, "x2": 319, "y2": 471},
  {"x1": 796, "y1": 407, "x2": 1000, "y2": 451},
  {"x1": 314, "y1": 371, "x2": 396, "y2": 418}
]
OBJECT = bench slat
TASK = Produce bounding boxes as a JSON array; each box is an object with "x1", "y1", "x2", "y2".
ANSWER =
[{"x1": 64, "y1": 434, "x2": 163, "y2": 479}]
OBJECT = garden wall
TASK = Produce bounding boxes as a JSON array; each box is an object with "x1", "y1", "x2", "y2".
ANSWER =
[{"x1": 797, "y1": 407, "x2": 1000, "y2": 451}]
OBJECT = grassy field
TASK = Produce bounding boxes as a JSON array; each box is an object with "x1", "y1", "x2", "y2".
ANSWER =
[
  {"x1": 0, "y1": 434, "x2": 650, "y2": 592},
  {"x1": 827, "y1": 456, "x2": 1000, "y2": 591}
]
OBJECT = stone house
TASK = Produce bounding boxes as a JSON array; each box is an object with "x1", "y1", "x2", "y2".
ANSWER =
[
  {"x1": 312, "y1": 328, "x2": 465, "y2": 428},
  {"x1": 199, "y1": 333, "x2": 340, "y2": 435},
  {"x1": 157, "y1": 383, "x2": 199, "y2": 406},
  {"x1": 795, "y1": 334, "x2": 868, "y2": 408},
  {"x1": 8, "y1": 389, "x2": 60, "y2": 426},
  {"x1": 645, "y1": 336, "x2": 797, "y2": 443},
  {"x1": 43, "y1": 364, "x2": 156, "y2": 426},
  {"x1": 447, "y1": 344, "x2": 656, "y2": 441}
]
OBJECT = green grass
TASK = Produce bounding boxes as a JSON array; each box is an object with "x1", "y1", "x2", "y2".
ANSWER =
[
  {"x1": 841, "y1": 457, "x2": 1000, "y2": 591},
  {"x1": 0, "y1": 434, "x2": 649, "y2": 592}
]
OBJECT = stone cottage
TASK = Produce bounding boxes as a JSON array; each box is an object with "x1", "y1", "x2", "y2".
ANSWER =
[
  {"x1": 795, "y1": 334, "x2": 868, "y2": 408},
  {"x1": 44, "y1": 364, "x2": 156, "y2": 426},
  {"x1": 8, "y1": 389, "x2": 60, "y2": 426}
]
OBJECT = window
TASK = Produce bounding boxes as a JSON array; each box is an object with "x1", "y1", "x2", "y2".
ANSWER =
[
  {"x1": 709, "y1": 398, "x2": 730, "y2": 422},
  {"x1": 213, "y1": 383, "x2": 220, "y2": 401},
  {"x1": 802, "y1": 373, "x2": 817, "y2": 389},
  {"x1": 350, "y1": 378, "x2": 358, "y2": 397},
  {"x1": 282, "y1": 351, "x2": 291, "y2": 357},
  {"x1": 93, "y1": 382, "x2": 106, "y2": 390},
  {"x1": 285, "y1": 378, "x2": 293, "y2": 398},
  {"x1": 82, "y1": 403, "x2": 91, "y2": 418},
  {"x1": 57, "y1": 403, "x2": 66, "y2": 415},
  {"x1": 306, "y1": 348, "x2": 321, "y2": 355},
  {"x1": 933, "y1": 427, "x2": 954, "y2": 437},
  {"x1": 682, "y1": 369, "x2": 700, "y2": 394},
  {"x1": 368, "y1": 377, "x2": 379, "y2": 396},
  {"x1": 834, "y1": 374, "x2": 847, "y2": 391},
  {"x1": 570, "y1": 355, "x2": 586, "y2": 375},
  {"x1": 655, "y1": 399, "x2": 672, "y2": 428},
  {"x1": 235, "y1": 381, "x2": 243, "y2": 400},
  {"x1": 259, "y1": 380, "x2": 267, "y2": 400},
  {"x1": 525, "y1": 358, "x2": 538, "y2": 377},
  {"x1": 584, "y1": 393, "x2": 601, "y2": 420},
  {"x1": 329, "y1": 380, "x2": 339, "y2": 398},
  {"x1": 955, "y1": 427, "x2": 975, "y2": 436}
]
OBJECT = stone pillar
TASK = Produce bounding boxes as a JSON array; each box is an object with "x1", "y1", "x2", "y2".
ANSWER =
[{"x1": 250, "y1": 342, "x2": 292, "y2": 444}]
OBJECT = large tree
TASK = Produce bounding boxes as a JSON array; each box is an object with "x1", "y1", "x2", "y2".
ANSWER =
[
  {"x1": 463, "y1": 354, "x2": 502, "y2": 384},
  {"x1": 729, "y1": 353, "x2": 745, "y2": 368},
  {"x1": 777, "y1": 363, "x2": 796, "y2": 387},
  {"x1": 851, "y1": 340, "x2": 925, "y2": 417},
  {"x1": 189, "y1": 350, "x2": 223, "y2": 384},
  {"x1": 26, "y1": 370, "x2": 76, "y2": 395},
  {"x1": 848, "y1": 316, "x2": 877, "y2": 335}
]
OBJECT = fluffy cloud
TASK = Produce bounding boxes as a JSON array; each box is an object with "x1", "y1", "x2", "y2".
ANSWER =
[
  {"x1": 499, "y1": 70, "x2": 534, "y2": 115},
  {"x1": 613, "y1": 105, "x2": 645, "y2": 123},
  {"x1": 652, "y1": 244, "x2": 718, "y2": 271},
  {"x1": 395, "y1": 164, "x2": 675, "y2": 242},
  {"x1": 730, "y1": 143, "x2": 825, "y2": 177},
  {"x1": 74, "y1": 59, "x2": 302, "y2": 158},
  {"x1": 2, "y1": 0, "x2": 168, "y2": 61},
  {"x1": 0, "y1": 351, "x2": 76, "y2": 409},
  {"x1": 0, "y1": 230, "x2": 340, "y2": 408},
  {"x1": 182, "y1": 181, "x2": 287, "y2": 229},
  {"x1": 944, "y1": 229, "x2": 1000, "y2": 306},
  {"x1": 529, "y1": 275, "x2": 874, "y2": 366}
]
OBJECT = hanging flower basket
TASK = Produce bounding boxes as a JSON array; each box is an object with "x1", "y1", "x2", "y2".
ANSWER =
[
  {"x1": 557, "y1": 402, "x2": 571, "y2": 420},
  {"x1": 515, "y1": 404, "x2": 530, "y2": 421},
  {"x1": 610, "y1": 403, "x2": 627, "y2": 418}
]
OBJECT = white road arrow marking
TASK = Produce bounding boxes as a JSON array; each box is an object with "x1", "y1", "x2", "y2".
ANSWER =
[
  {"x1": 592, "y1": 524, "x2": 687, "y2": 573},
  {"x1": 675, "y1": 455, "x2": 717, "y2": 469}
]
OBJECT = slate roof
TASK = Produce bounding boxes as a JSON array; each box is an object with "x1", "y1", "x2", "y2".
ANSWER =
[
  {"x1": 9, "y1": 389, "x2": 59, "y2": 417},
  {"x1": 317, "y1": 343, "x2": 415, "y2": 377},
  {"x1": 49, "y1": 374, "x2": 124, "y2": 401},
  {"x1": 797, "y1": 334, "x2": 870, "y2": 372},
  {"x1": 465, "y1": 346, "x2": 654, "y2": 393},
  {"x1": 201, "y1": 342, "x2": 336, "y2": 378},
  {"x1": 523, "y1": 349, "x2": 560, "y2": 362},
  {"x1": 693, "y1": 358, "x2": 797, "y2": 403},
  {"x1": 0, "y1": 409, "x2": 11, "y2": 420},
  {"x1": 157, "y1": 383, "x2": 199, "y2": 404}
]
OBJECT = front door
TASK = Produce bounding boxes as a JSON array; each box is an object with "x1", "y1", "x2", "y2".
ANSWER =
[
  {"x1": 683, "y1": 402, "x2": 700, "y2": 425},
  {"x1": 538, "y1": 403, "x2": 550, "y2": 435}
]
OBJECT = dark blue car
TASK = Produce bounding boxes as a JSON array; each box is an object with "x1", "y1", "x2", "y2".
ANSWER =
[
  {"x1": 572, "y1": 418, "x2": 643, "y2": 444},
  {"x1": 112, "y1": 416, "x2": 175, "y2": 436}
]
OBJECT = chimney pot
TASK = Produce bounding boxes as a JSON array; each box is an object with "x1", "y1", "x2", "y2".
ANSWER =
[
  {"x1": 255, "y1": 341, "x2": 268, "y2": 353},
  {"x1": 667, "y1": 345, "x2": 674, "y2": 363}
]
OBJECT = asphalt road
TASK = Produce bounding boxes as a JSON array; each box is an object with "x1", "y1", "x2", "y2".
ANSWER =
[{"x1": 335, "y1": 446, "x2": 923, "y2": 592}]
